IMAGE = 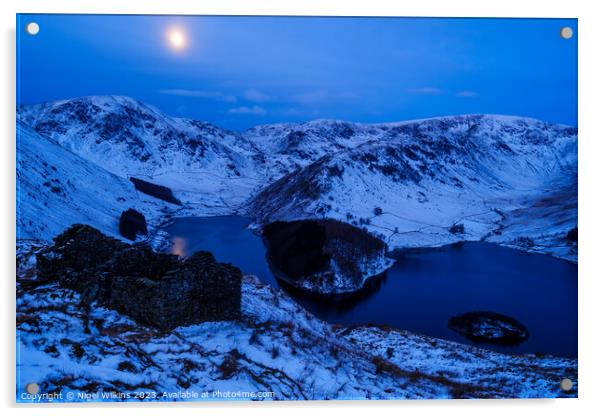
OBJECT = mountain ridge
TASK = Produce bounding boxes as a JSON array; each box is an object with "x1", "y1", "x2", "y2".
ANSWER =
[{"x1": 17, "y1": 96, "x2": 577, "y2": 262}]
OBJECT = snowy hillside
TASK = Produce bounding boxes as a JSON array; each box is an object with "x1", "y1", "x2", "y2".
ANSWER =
[
  {"x1": 249, "y1": 115, "x2": 578, "y2": 261},
  {"x1": 245, "y1": 120, "x2": 386, "y2": 180},
  {"x1": 18, "y1": 96, "x2": 264, "y2": 215},
  {"x1": 18, "y1": 98, "x2": 578, "y2": 264},
  {"x1": 17, "y1": 96, "x2": 258, "y2": 177},
  {"x1": 16, "y1": 122, "x2": 174, "y2": 241},
  {"x1": 17, "y1": 244, "x2": 576, "y2": 401}
]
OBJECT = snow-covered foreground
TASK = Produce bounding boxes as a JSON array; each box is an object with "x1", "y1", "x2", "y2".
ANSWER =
[{"x1": 17, "y1": 243, "x2": 576, "y2": 401}]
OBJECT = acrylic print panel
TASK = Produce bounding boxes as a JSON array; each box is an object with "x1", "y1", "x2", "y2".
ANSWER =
[{"x1": 16, "y1": 14, "x2": 578, "y2": 402}]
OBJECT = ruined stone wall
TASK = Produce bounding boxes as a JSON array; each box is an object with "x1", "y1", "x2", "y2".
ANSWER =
[{"x1": 37, "y1": 224, "x2": 242, "y2": 331}]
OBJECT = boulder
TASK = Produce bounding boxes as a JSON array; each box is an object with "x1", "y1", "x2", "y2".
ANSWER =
[
  {"x1": 448, "y1": 223, "x2": 466, "y2": 235},
  {"x1": 119, "y1": 208, "x2": 148, "y2": 241}
]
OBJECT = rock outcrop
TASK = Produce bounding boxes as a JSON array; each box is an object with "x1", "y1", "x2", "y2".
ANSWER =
[
  {"x1": 129, "y1": 177, "x2": 182, "y2": 205},
  {"x1": 119, "y1": 208, "x2": 148, "y2": 240},
  {"x1": 36, "y1": 224, "x2": 242, "y2": 330},
  {"x1": 262, "y1": 219, "x2": 394, "y2": 294},
  {"x1": 448, "y1": 311, "x2": 529, "y2": 345}
]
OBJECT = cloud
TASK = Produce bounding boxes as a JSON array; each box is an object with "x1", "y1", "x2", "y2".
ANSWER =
[
  {"x1": 456, "y1": 90, "x2": 479, "y2": 98},
  {"x1": 278, "y1": 107, "x2": 321, "y2": 117},
  {"x1": 227, "y1": 105, "x2": 267, "y2": 116},
  {"x1": 407, "y1": 87, "x2": 478, "y2": 98},
  {"x1": 158, "y1": 89, "x2": 237, "y2": 103},
  {"x1": 293, "y1": 90, "x2": 328, "y2": 105},
  {"x1": 407, "y1": 87, "x2": 445, "y2": 95},
  {"x1": 244, "y1": 89, "x2": 272, "y2": 102},
  {"x1": 292, "y1": 90, "x2": 360, "y2": 105}
]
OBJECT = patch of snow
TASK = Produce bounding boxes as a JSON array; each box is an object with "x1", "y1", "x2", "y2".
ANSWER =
[{"x1": 16, "y1": 246, "x2": 576, "y2": 401}]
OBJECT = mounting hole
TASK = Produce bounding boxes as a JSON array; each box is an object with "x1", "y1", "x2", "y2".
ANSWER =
[
  {"x1": 25, "y1": 22, "x2": 40, "y2": 36},
  {"x1": 25, "y1": 382, "x2": 40, "y2": 395},
  {"x1": 560, "y1": 27, "x2": 573, "y2": 40},
  {"x1": 560, "y1": 378, "x2": 573, "y2": 392}
]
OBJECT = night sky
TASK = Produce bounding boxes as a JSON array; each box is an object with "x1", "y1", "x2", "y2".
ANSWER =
[{"x1": 17, "y1": 15, "x2": 577, "y2": 130}]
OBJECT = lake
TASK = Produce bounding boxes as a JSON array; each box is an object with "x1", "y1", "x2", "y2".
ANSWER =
[{"x1": 161, "y1": 215, "x2": 577, "y2": 357}]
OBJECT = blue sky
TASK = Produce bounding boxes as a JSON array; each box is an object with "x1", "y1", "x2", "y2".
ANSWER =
[{"x1": 17, "y1": 15, "x2": 577, "y2": 130}]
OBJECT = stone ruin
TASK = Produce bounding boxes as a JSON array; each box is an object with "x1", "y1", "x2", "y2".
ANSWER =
[{"x1": 36, "y1": 224, "x2": 242, "y2": 331}]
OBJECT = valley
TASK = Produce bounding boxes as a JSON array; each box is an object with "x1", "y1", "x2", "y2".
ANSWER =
[{"x1": 16, "y1": 96, "x2": 578, "y2": 400}]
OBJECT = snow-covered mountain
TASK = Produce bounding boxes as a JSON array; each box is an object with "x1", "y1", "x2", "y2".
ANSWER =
[
  {"x1": 16, "y1": 121, "x2": 174, "y2": 241},
  {"x1": 249, "y1": 115, "x2": 578, "y2": 261},
  {"x1": 18, "y1": 96, "x2": 258, "y2": 177},
  {"x1": 18, "y1": 96, "x2": 264, "y2": 215},
  {"x1": 17, "y1": 97, "x2": 578, "y2": 261},
  {"x1": 245, "y1": 120, "x2": 387, "y2": 180}
]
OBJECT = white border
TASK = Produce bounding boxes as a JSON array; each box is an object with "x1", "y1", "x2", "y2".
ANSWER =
[
  {"x1": 7, "y1": 0, "x2": 584, "y2": 18},
  {"x1": 2, "y1": 1, "x2": 601, "y2": 416}
]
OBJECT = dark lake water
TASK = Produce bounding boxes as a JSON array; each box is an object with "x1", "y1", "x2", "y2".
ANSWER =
[{"x1": 162, "y1": 215, "x2": 577, "y2": 357}]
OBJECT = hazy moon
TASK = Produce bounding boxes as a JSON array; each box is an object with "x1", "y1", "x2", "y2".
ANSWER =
[{"x1": 167, "y1": 28, "x2": 187, "y2": 50}]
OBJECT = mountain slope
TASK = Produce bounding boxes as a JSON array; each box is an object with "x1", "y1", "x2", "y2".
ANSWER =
[
  {"x1": 18, "y1": 96, "x2": 257, "y2": 176},
  {"x1": 18, "y1": 96, "x2": 264, "y2": 215},
  {"x1": 17, "y1": 245, "x2": 576, "y2": 400},
  {"x1": 16, "y1": 122, "x2": 173, "y2": 241},
  {"x1": 245, "y1": 120, "x2": 387, "y2": 180},
  {"x1": 17, "y1": 98, "x2": 578, "y2": 261},
  {"x1": 248, "y1": 115, "x2": 577, "y2": 261}
]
